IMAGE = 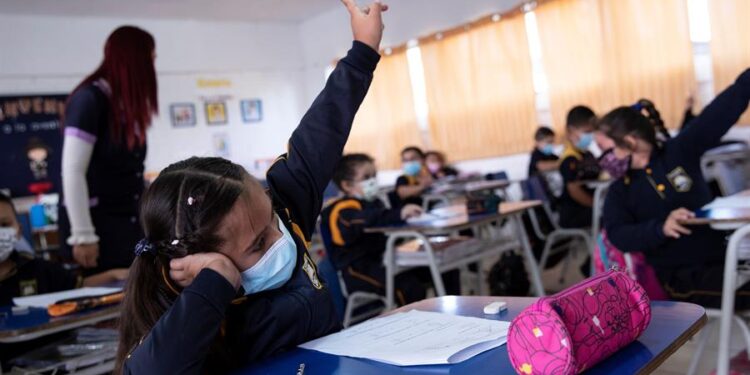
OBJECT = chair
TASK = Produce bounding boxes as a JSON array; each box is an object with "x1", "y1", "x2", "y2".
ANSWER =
[
  {"x1": 687, "y1": 224, "x2": 750, "y2": 375},
  {"x1": 317, "y1": 221, "x2": 387, "y2": 328},
  {"x1": 701, "y1": 143, "x2": 750, "y2": 197},
  {"x1": 521, "y1": 176, "x2": 593, "y2": 284}
]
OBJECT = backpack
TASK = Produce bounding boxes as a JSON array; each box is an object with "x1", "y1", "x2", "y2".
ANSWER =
[
  {"x1": 593, "y1": 230, "x2": 668, "y2": 300},
  {"x1": 488, "y1": 252, "x2": 531, "y2": 296}
]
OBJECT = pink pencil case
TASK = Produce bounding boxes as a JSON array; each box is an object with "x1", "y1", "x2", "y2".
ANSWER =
[{"x1": 507, "y1": 269, "x2": 651, "y2": 374}]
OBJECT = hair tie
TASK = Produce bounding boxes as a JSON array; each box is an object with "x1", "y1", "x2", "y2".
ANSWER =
[
  {"x1": 134, "y1": 238, "x2": 154, "y2": 256},
  {"x1": 187, "y1": 196, "x2": 195, "y2": 206}
]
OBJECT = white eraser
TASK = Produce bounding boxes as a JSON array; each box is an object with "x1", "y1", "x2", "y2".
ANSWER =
[{"x1": 483, "y1": 301, "x2": 507, "y2": 314}]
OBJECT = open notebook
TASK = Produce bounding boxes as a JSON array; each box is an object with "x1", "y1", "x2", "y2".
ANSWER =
[{"x1": 300, "y1": 310, "x2": 510, "y2": 366}]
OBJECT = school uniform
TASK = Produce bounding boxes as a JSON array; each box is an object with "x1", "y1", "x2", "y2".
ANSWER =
[
  {"x1": 123, "y1": 41, "x2": 380, "y2": 375},
  {"x1": 0, "y1": 251, "x2": 83, "y2": 306},
  {"x1": 604, "y1": 68, "x2": 750, "y2": 309},
  {"x1": 431, "y1": 166, "x2": 459, "y2": 180},
  {"x1": 528, "y1": 148, "x2": 559, "y2": 176},
  {"x1": 58, "y1": 80, "x2": 144, "y2": 273},
  {"x1": 558, "y1": 145, "x2": 600, "y2": 228},
  {"x1": 320, "y1": 197, "x2": 460, "y2": 306},
  {"x1": 393, "y1": 174, "x2": 424, "y2": 207}
]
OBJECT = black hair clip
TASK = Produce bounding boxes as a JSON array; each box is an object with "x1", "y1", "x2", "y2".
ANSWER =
[{"x1": 134, "y1": 238, "x2": 154, "y2": 256}]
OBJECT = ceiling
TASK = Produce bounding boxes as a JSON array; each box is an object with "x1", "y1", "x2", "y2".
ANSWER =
[{"x1": 0, "y1": 0, "x2": 340, "y2": 23}]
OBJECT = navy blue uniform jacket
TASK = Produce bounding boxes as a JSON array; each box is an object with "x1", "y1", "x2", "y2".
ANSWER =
[
  {"x1": 604, "y1": 68, "x2": 750, "y2": 272},
  {"x1": 122, "y1": 41, "x2": 380, "y2": 374},
  {"x1": 320, "y1": 197, "x2": 402, "y2": 271}
]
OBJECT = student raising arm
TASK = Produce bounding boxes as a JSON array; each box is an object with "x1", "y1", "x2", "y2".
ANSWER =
[
  {"x1": 116, "y1": 2, "x2": 388, "y2": 374},
  {"x1": 601, "y1": 68, "x2": 750, "y2": 308}
]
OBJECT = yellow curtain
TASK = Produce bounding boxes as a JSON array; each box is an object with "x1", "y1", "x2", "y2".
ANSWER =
[
  {"x1": 709, "y1": 0, "x2": 750, "y2": 125},
  {"x1": 536, "y1": 0, "x2": 695, "y2": 129},
  {"x1": 347, "y1": 50, "x2": 423, "y2": 169},
  {"x1": 535, "y1": 0, "x2": 607, "y2": 133},
  {"x1": 420, "y1": 14, "x2": 537, "y2": 161}
]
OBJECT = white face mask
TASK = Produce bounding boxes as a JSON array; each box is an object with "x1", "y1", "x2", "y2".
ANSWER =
[
  {"x1": 359, "y1": 177, "x2": 380, "y2": 201},
  {"x1": 0, "y1": 227, "x2": 17, "y2": 262}
]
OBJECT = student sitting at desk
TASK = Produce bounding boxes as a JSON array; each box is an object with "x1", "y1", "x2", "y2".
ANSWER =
[
  {"x1": 601, "y1": 68, "x2": 750, "y2": 309},
  {"x1": 321, "y1": 153, "x2": 461, "y2": 306},
  {"x1": 558, "y1": 106, "x2": 601, "y2": 228},
  {"x1": 425, "y1": 150, "x2": 459, "y2": 180},
  {"x1": 393, "y1": 146, "x2": 433, "y2": 207},
  {"x1": 528, "y1": 126, "x2": 559, "y2": 177},
  {"x1": 116, "y1": 2, "x2": 387, "y2": 373},
  {"x1": 0, "y1": 194, "x2": 128, "y2": 306}
]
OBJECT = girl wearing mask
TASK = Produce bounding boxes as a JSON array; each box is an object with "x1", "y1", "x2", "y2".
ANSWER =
[
  {"x1": 601, "y1": 68, "x2": 750, "y2": 309},
  {"x1": 116, "y1": 1, "x2": 387, "y2": 372}
]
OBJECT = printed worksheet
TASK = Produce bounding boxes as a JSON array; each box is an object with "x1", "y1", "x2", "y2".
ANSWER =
[{"x1": 299, "y1": 310, "x2": 510, "y2": 366}]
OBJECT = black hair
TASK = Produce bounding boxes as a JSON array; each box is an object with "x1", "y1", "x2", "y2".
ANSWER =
[
  {"x1": 116, "y1": 156, "x2": 255, "y2": 372},
  {"x1": 534, "y1": 126, "x2": 556, "y2": 141},
  {"x1": 425, "y1": 151, "x2": 446, "y2": 163},
  {"x1": 635, "y1": 98, "x2": 671, "y2": 141},
  {"x1": 566, "y1": 105, "x2": 597, "y2": 129},
  {"x1": 401, "y1": 146, "x2": 425, "y2": 159},
  {"x1": 599, "y1": 106, "x2": 660, "y2": 150},
  {"x1": 332, "y1": 153, "x2": 374, "y2": 190}
]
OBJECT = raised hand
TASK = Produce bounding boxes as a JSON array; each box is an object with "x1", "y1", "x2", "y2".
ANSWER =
[{"x1": 341, "y1": 0, "x2": 389, "y2": 51}]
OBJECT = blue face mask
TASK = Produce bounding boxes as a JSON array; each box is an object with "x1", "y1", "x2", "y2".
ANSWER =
[
  {"x1": 240, "y1": 216, "x2": 297, "y2": 295},
  {"x1": 541, "y1": 144, "x2": 555, "y2": 155},
  {"x1": 403, "y1": 161, "x2": 422, "y2": 176},
  {"x1": 576, "y1": 132, "x2": 593, "y2": 150}
]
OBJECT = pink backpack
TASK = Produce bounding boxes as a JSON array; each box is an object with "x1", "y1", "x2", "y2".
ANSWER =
[
  {"x1": 593, "y1": 230, "x2": 668, "y2": 300},
  {"x1": 507, "y1": 269, "x2": 652, "y2": 375}
]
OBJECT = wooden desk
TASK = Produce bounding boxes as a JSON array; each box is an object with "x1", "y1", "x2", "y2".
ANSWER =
[{"x1": 240, "y1": 296, "x2": 706, "y2": 375}]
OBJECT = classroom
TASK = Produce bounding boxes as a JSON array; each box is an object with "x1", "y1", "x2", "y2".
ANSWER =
[{"x1": 0, "y1": 0, "x2": 749, "y2": 374}]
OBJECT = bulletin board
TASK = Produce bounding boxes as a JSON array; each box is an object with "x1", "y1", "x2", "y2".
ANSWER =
[{"x1": 0, "y1": 94, "x2": 67, "y2": 197}]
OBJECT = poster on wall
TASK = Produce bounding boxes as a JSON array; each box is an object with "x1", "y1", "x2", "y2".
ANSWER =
[
  {"x1": 212, "y1": 132, "x2": 231, "y2": 158},
  {"x1": 240, "y1": 99, "x2": 263, "y2": 123},
  {"x1": 170, "y1": 103, "x2": 196, "y2": 128},
  {"x1": 205, "y1": 101, "x2": 228, "y2": 125},
  {"x1": 0, "y1": 94, "x2": 67, "y2": 197}
]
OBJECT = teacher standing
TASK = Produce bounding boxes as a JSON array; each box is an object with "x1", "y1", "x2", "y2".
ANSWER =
[{"x1": 59, "y1": 26, "x2": 158, "y2": 273}]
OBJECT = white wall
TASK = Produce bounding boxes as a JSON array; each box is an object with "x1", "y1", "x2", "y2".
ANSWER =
[{"x1": 0, "y1": 14, "x2": 307, "y2": 177}]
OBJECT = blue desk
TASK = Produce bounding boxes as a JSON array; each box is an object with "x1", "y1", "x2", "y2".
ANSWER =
[
  {"x1": 0, "y1": 305, "x2": 119, "y2": 343},
  {"x1": 239, "y1": 296, "x2": 706, "y2": 375}
]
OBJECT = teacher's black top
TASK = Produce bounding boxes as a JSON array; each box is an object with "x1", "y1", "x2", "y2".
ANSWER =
[
  {"x1": 58, "y1": 80, "x2": 145, "y2": 271},
  {"x1": 604, "y1": 68, "x2": 750, "y2": 274}
]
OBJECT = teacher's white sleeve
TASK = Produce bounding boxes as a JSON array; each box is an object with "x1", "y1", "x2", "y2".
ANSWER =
[{"x1": 62, "y1": 132, "x2": 99, "y2": 245}]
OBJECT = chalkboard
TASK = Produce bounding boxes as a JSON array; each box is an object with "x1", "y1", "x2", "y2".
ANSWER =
[{"x1": 0, "y1": 94, "x2": 67, "y2": 197}]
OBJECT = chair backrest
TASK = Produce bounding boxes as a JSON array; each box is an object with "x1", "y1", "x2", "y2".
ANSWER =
[
  {"x1": 521, "y1": 175, "x2": 551, "y2": 203},
  {"x1": 701, "y1": 145, "x2": 750, "y2": 196},
  {"x1": 316, "y1": 255, "x2": 345, "y2": 322}
]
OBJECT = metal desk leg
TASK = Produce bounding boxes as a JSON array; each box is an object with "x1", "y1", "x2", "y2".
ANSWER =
[
  {"x1": 423, "y1": 238, "x2": 447, "y2": 297},
  {"x1": 717, "y1": 224, "x2": 750, "y2": 375},
  {"x1": 512, "y1": 213, "x2": 545, "y2": 296},
  {"x1": 384, "y1": 233, "x2": 399, "y2": 311}
]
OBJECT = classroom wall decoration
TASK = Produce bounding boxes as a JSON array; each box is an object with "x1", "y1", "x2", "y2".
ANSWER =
[
  {"x1": 205, "y1": 101, "x2": 228, "y2": 125},
  {"x1": 169, "y1": 103, "x2": 196, "y2": 128},
  {"x1": 0, "y1": 94, "x2": 67, "y2": 197},
  {"x1": 240, "y1": 99, "x2": 263, "y2": 123}
]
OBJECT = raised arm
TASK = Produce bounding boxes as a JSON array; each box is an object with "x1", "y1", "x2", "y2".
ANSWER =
[
  {"x1": 266, "y1": 0, "x2": 387, "y2": 240},
  {"x1": 675, "y1": 68, "x2": 750, "y2": 156}
]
